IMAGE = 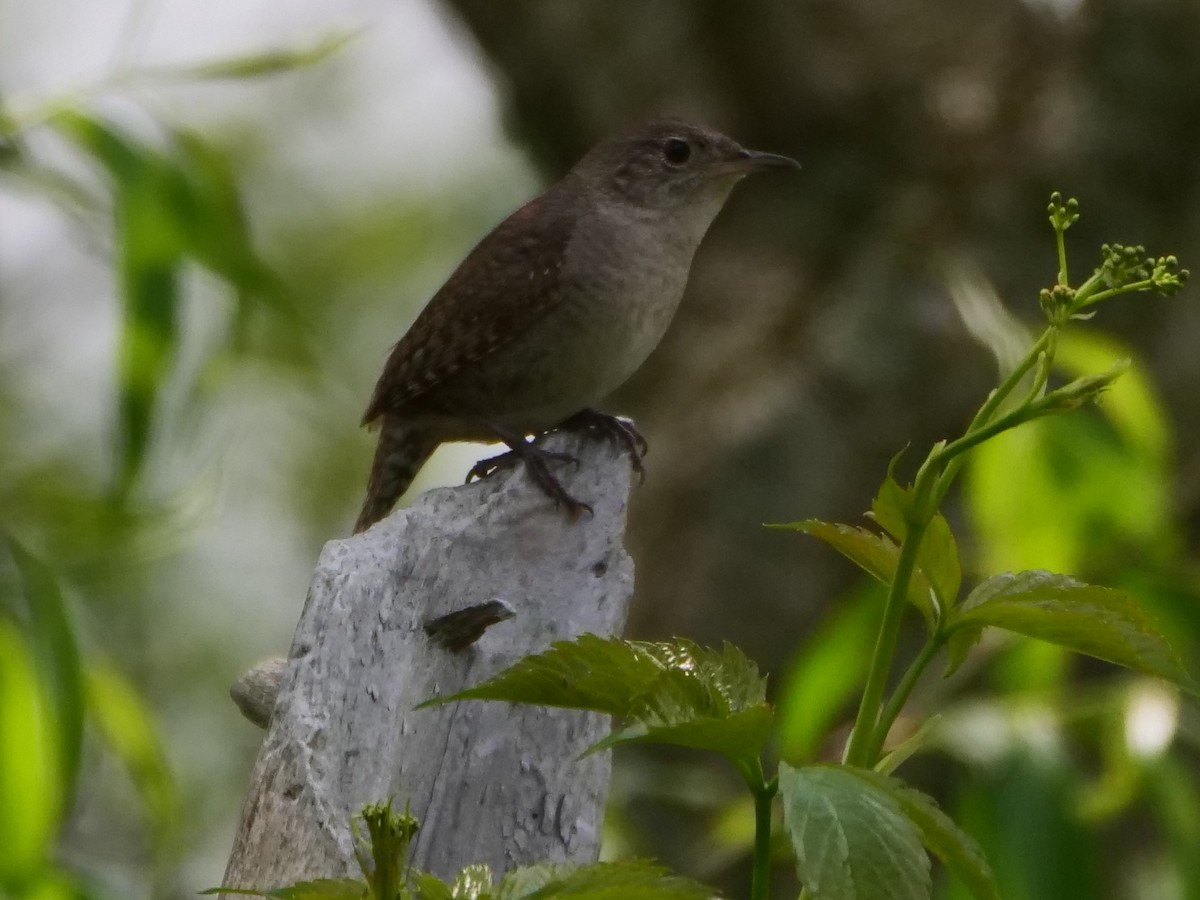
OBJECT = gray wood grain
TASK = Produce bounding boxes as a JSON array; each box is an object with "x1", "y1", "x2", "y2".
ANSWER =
[{"x1": 221, "y1": 431, "x2": 635, "y2": 893}]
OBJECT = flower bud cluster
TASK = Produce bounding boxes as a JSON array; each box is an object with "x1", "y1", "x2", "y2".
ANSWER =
[{"x1": 1047, "y1": 192, "x2": 1080, "y2": 232}]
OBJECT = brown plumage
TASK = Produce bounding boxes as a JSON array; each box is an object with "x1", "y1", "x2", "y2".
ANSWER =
[{"x1": 353, "y1": 120, "x2": 798, "y2": 532}]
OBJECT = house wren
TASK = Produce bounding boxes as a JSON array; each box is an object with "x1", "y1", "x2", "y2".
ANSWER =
[{"x1": 354, "y1": 119, "x2": 798, "y2": 533}]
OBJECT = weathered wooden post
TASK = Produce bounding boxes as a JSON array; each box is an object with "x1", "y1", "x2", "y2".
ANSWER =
[{"x1": 221, "y1": 432, "x2": 635, "y2": 892}]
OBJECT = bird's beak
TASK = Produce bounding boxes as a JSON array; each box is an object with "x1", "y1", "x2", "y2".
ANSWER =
[
  {"x1": 708, "y1": 147, "x2": 800, "y2": 177},
  {"x1": 734, "y1": 148, "x2": 801, "y2": 171}
]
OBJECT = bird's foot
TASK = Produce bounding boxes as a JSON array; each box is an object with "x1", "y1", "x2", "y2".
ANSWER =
[
  {"x1": 557, "y1": 409, "x2": 647, "y2": 483},
  {"x1": 466, "y1": 436, "x2": 592, "y2": 519}
]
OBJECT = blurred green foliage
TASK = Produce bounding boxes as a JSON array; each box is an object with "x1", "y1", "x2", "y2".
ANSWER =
[{"x1": 2, "y1": 3, "x2": 1199, "y2": 900}]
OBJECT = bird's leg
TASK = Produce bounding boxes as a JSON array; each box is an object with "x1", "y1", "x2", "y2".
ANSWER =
[
  {"x1": 555, "y1": 409, "x2": 647, "y2": 483},
  {"x1": 466, "y1": 427, "x2": 591, "y2": 518}
]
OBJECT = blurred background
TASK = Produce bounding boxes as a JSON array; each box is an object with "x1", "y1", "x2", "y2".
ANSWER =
[{"x1": 2, "y1": 0, "x2": 1199, "y2": 897}]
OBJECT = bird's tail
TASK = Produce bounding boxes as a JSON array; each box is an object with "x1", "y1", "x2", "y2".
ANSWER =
[{"x1": 354, "y1": 416, "x2": 439, "y2": 533}]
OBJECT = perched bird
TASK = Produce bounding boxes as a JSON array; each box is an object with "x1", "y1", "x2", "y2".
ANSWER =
[{"x1": 354, "y1": 119, "x2": 798, "y2": 533}]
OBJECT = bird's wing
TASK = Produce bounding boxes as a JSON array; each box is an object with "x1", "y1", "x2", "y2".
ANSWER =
[{"x1": 362, "y1": 191, "x2": 576, "y2": 425}]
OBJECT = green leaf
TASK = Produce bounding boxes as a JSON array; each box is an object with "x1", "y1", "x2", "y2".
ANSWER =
[
  {"x1": 154, "y1": 31, "x2": 358, "y2": 80},
  {"x1": 169, "y1": 128, "x2": 278, "y2": 296},
  {"x1": 869, "y1": 473, "x2": 913, "y2": 541},
  {"x1": 199, "y1": 879, "x2": 367, "y2": 898},
  {"x1": 447, "y1": 864, "x2": 494, "y2": 900},
  {"x1": 870, "y1": 476, "x2": 962, "y2": 609},
  {"x1": 426, "y1": 637, "x2": 772, "y2": 768},
  {"x1": 944, "y1": 624, "x2": 983, "y2": 678},
  {"x1": 412, "y1": 872, "x2": 455, "y2": 900},
  {"x1": 773, "y1": 520, "x2": 936, "y2": 628},
  {"x1": 587, "y1": 705, "x2": 773, "y2": 764},
  {"x1": 494, "y1": 860, "x2": 715, "y2": 899},
  {"x1": 778, "y1": 763, "x2": 931, "y2": 900},
  {"x1": 51, "y1": 111, "x2": 185, "y2": 498},
  {"x1": 946, "y1": 570, "x2": 1195, "y2": 690},
  {"x1": 86, "y1": 663, "x2": 179, "y2": 854},
  {"x1": 849, "y1": 769, "x2": 1000, "y2": 900},
  {"x1": 6, "y1": 538, "x2": 85, "y2": 806},
  {"x1": 50, "y1": 112, "x2": 285, "y2": 497},
  {"x1": 351, "y1": 800, "x2": 419, "y2": 898},
  {"x1": 422, "y1": 633, "x2": 663, "y2": 716},
  {"x1": 876, "y1": 715, "x2": 943, "y2": 775},
  {"x1": 0, "y1": 620, "x2": 61, "y2": 883},
  {"x1": 775, "y1": 585, "x2": 879, "y2": 762}
]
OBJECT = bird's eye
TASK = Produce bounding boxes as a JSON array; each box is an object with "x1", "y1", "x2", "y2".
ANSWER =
[{"x1": 662, "y1": 137, "x2": 691, "y2": 165}]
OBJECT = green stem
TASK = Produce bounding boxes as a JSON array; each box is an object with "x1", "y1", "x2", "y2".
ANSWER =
[
  {"x1": 865, "y1": 635, "x2": 946, "y2": 764},
  {"x1": 968, "y1": 326, "x2": 1055, "y2": 431},
  {"x1": 1056, "y1": 227, "x2": 1069, "y2": 286},
  {"x1": 929, "y1": 325, "x2": 1059, "y2": 509},
  {"x1": 844, "y1": 517, "x2": 929, "y2": 767},
  {"x1": 746, "y1": 760, "x2": 776, "y2": 900},
  {"x1": 1075, "y1": 278, "x2": 1154, "y2": 309}
]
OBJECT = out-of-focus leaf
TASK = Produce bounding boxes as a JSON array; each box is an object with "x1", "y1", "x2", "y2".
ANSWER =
[
  {"x1": 6, "y1": 538, "x2": 84, "y2": 804},
  {"x1": 778, "y1": 763, "x2": 931, "y2": 900},
  {"x1": 50, "y1": 111, "x2": 287, "y2": 497},
  {"x1": 1144, "y1": 757, "x2": 1200, "y2": 899},
  {"x1": 426, "y1": 636, "x2": 772, "y2": 768},
  {"x1": 151, "y1": 31, "x2": 358, "y2": 81},
  {"x1": 944, "y1": 625, "x2": 982, "y2": 678},
  {"x1": 849, "y1": 769, "x2": 1000, "y2": 900},
  {"x1": 412, "y1": 872, "x2": 455, "y2": 900},
  {"x1": 447, "y1": 864, "x2": 493, "y2": 899},
  {"x1": 170, "y1": 129, "x2": 278, "y2": 296},
  {"x1": 775, "y1": 584, "x2": 878, "y2": 762},
  {"x1": 877, "y1": 714, "x2": 942, "y2": 775},
  {"x1": 85, "y1": 663, "x2": 178, "y2": 854},
  {"x1": 495, "y1": 860, "x2": 715, "y2": 899},
  {"x1": 0, "y1": 620, "x2": 60, "y2": 883},
  {"x1": 966, "y1": 334, "x2": 1170, "y2": 578},
  {"x1": 948, "y1": 754, "x2": 1100, "y2": 900},
  {"x1": 946, "y1": 571, "x2": 1195, "y2": 691},
  {"x1": 771, "y1": 520, "x2": 936, "y2": 628},
  {"x1": 51, "y1": 111, "x2": 185, "y2": 499}
]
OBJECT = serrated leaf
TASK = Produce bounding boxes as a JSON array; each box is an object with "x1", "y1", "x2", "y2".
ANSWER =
[
  {"x1": 199, "y1": 880, "x2": 367, "y2": 898},
  {"x1": 849, "y1": 770, "x2": 1000, "y2": 900},
  {"x1": 870, "y1": 475, "x2": 913, "y2": 541},
  {"x1": 947, "y1": 570, "x2": 1195, "y2": 690},
  {"x1": 422, "y1": 634, "x2": 662, "y2": 716},
  {"x1": 494, "y1": 860, "x2": 715, "y2": 900},
  {"x1": 773, "y1": 520, "x2": 936, "y2": 628},
  {"x1": 586, "y1": 705, "x2": 773, "y2": 762},
  {"x1": 870, "y1": 477, "x2": 962, "y2": 609},
  {"x1": 779, "y1": 763, "x2": 931, "y2": 900},
  {"x1": 426, "y1": 637, "x2": 772, "y2": 767}
]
